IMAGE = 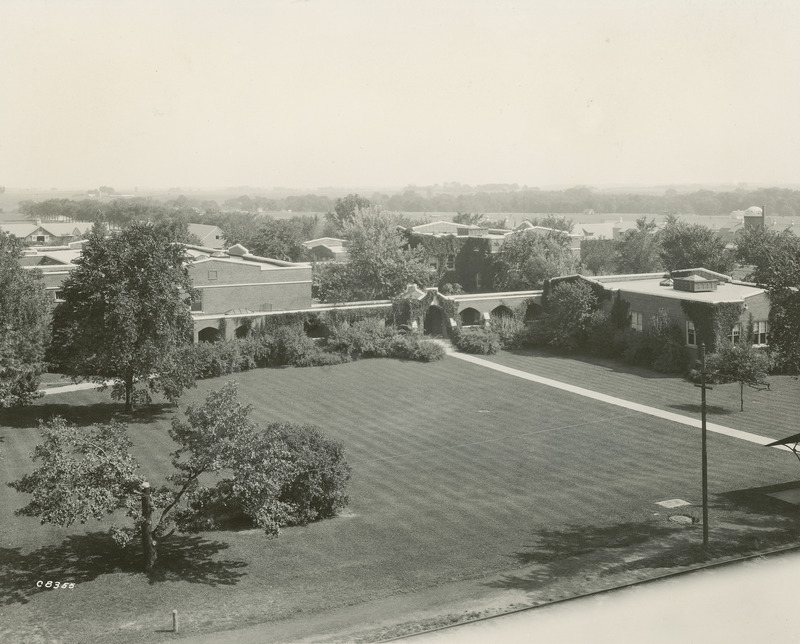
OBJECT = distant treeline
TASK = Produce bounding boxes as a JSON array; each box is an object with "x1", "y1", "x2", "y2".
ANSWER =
[{"x1": 18, "y1": 186, "x2": 800, "y2": 222}]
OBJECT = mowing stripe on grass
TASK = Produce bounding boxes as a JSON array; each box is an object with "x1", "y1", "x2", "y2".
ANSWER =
[{"x1": 448, "y1": 352, "x2": 781, "y2": 449}]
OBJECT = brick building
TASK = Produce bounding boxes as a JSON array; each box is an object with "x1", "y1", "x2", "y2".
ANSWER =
[
  {"x1": 18, "y1": 242, "x2": 313, "y2": 343},
  {"x1": 555, "y1": 269, "x2": 770, "y2": 354}
]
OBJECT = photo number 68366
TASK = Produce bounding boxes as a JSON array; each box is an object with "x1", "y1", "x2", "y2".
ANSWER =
[{"x1": 36, "y1": 581, "x2": 75, "y2": 589}]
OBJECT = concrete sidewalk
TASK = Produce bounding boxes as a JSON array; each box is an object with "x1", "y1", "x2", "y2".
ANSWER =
[{"x1": 448, "y1": 349, "x2": 783, "y2": 449}]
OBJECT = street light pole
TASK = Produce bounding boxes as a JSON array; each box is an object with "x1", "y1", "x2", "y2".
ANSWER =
[{"x1": 700, "y1": 344, "x2": 709, "y2": 550}]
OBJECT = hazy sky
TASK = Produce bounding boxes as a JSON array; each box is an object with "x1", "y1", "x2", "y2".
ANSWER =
[{"x1": 2, "y1": 0, "x2": 799, "y2": 190}]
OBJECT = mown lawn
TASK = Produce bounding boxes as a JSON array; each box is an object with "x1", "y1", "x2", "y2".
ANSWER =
[{"x1": 2, "y1": 353, "x2": 799, "y2": 643}]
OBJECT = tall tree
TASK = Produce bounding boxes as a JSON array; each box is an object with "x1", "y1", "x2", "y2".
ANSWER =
[
  {"x1": 49, "y1": 222, "x2": 196, "y2": 411},
  {"x1": 326, "y1": 194, "x2": 371, "y2": 233},
  {"x1": 314, "y1": 208, "x2": 431, "y2": 302},
  {"x1": 0, "y1": 231, "x2": 51, "y2": 407},
  {"x1": 736, "y1": 227, "x2": 800, "y2": 372},
  {"x1": 452, "y1": 212, "x2": 487, "y2": 226},
  {"x1": 538, "y1": 279, "x2": 604, "y2": 352},
  {"x1": 492, "y1": 230, "x2": 577, "y2": 290},
  {"x1": 237, "y1": 218, "x2": 307, "y2": 261},
  {"x1": 705, "y1": 341, "x2": 770, "y2": 411},
  {"x1": 9, "y1": 382, "x2": 350, "y2": 573},
  {"x1": 616, "y1": 216, "x2": 663, "y2": 273},
  {"x1": 580, "y1": 239, "x2": 618, "y2": 275},
  {"x1": 659, "y1": 217, "x2": 733, "y2": 274}
]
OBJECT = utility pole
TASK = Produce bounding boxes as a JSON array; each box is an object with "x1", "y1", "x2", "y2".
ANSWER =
[{"x1": 700, "y1": 344, "x2": 709, "y2": 550}]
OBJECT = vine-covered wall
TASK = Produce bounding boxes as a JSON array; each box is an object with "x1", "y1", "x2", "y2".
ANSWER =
[
  {"x1": 405, "y1": 233, "x2": 494, "y2": 293},
  {"x1": 680, "y1": 301, "x2": 744, "y2": 352}
]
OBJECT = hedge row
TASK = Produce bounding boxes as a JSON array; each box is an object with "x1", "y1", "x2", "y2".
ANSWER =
[{"x1": 179, "y1": 318, "x2": 445, "y2": 382}]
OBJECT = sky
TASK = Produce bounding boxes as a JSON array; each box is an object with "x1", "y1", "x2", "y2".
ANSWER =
[{"x1": 2, "y1": 0, "x2": 800, "y2": 191}]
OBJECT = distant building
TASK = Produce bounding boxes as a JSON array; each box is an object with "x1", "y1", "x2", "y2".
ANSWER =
[
  {"x1": 187, "y1": 223, "x2": 226, "y2": 249},
  {"x1": 302, "y1": 237, "x2": 349, "y2": 262},
  {"x1": 1, "y1": 221, "x2": 94, "y2": 246},
  {"x1": 18, "y1": 242, "x2": 313, "y2": 343},
  {"x1": 404, "y1": 220, "x2": 580, "y2": 293}
]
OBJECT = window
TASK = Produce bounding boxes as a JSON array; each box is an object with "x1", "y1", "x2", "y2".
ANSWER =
[
  {"x1": 208, "y1": 270, "x2": 218, "y2": 280},
  {"x1": 36, "y1": 235, "x2": 46, "y2": 243},
  {"x1": 445, "y1": 254, "x2": 455, "y2": 270},
  {"x1": 54, "y1": 290, "x2": 65, "y2": 302},
  {"x1": 191, "y1": 295, "x2": 203, "y2": 312},
  {"x1": 686, "y1": 321, "x2": 696, "y2": 346},
  {"x1": 729, "y1": 324, "x2": 741, "y2": 344},
  {"x1": 475, "y1": 272, "x2": 483, "y2": 289},
  {"x1": 630, "y1": 312, "x2": 643, "y2": 332},
  {"x1": 753, "y1": 321, "x2": 768, "y2": 346}
]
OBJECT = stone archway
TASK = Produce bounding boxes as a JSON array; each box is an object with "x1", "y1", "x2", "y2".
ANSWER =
[
  {"x1": 459, "y1": 307, "x2": 482, "y2": 326},
  {"x1": 424, "y1": 305, "x2": 445, "y2": 336},
  {"x1": 524, "y1": 302, "x2": 543, "y2": 322},
  {"x1": 235, "y1": 324, "x2": 249, "y2": 339},
  {"x1": 198, "y1": 326, "x2": 221, "y2": 343},
  {"x1": 491, "y1": 305, "x2": 514, "y2": 321}
]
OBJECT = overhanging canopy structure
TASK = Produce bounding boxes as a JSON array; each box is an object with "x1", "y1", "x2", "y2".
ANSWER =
[{"x1": 766, "y1": 432, "x2": 800, "y2": 464}]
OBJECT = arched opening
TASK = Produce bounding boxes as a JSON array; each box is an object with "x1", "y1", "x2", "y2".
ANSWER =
[
  {"x1": 524, "y1": 302, "x2": 543, "y2": 322},
  {"x1": 491, "y1": 305, "x2": 514, "y2": 321},
  {"x1": 198, "y1": 326, "x2": 221, "y2": 343},
  {"x1": 235, "y1": 324, "x2": 250, "y2": 339},
  {"x1": 424, "y1": 305, "x2": 445, "y2": 336},
  {"x1": 304, "y1": 319, "x2": 326, "y2": 338},
  {"x1": 459, "y1": 307, "x2": 482, "y2": 326}
]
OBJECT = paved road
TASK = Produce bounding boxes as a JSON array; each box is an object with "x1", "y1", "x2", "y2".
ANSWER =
[{"x1": 405, "y1": 548, "x2": 800, "y2": 644}]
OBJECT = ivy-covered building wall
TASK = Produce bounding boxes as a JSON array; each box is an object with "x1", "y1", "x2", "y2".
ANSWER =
[
  {"x1": 404, "y1": 233, "x2": 496, "y2": 293},
  {"x1": 570, "y1": 272, "x2": 771, "y2": 355}
]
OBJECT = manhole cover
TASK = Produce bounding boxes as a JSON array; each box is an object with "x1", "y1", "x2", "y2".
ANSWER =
[
  {"x1": 656, "y1": 498, "x2": 691, "y2": 508},
  {"x1": 669, "y1": 515, "x2": 694, "y2": 525}
]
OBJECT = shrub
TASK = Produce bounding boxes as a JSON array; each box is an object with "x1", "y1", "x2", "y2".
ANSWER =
[
  {"x1": 192, "y1": 339, "x2": 257, "y2": 379},
  {"x1": 452, "y1": 326, "x2": 502, "y2": 354},
  {"x1": 326, "y1": 318, "x2": 394, "y2": 358},
  {"x1": 254, "y1": 327, "x2": 334, "y2": 367},
  {"x1": 388, "y1": 334, "x2": 446, "y2": 361},
  {"x1": 490, "y1": 316, "x2": 526, "y2": 349},
  {"x1": 268, "y1": 422, "x2": 351, "y2": 525}
]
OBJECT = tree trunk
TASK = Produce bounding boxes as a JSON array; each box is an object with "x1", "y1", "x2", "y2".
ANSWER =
[
  {"x1": 141, "y1": 482, "x2": 157, "y2": 573},
  {"x1": 740, "y1": 381, "x2": 744, "y2": 412},
  {"x1": 125, "y1": 375, "x2": 133, "y2": 413}
]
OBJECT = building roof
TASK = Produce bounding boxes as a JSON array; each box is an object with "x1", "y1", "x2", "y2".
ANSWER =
[
  {"x1": 187, "y1": 223, "x2": 224, "y2": 244},
  {"x1": 1, "y1": 223, "x2": 38, "y2": 238},
  {"x1": 590, "y1": 271, "x2": 765, "y2": 303},
  {"x1": 183, "y1": 244, "x2": 311, "y2": 271},
  {"x1": 302, "y1": 237, "x2": 347, "y2": 248},
  {"x1": 0, "y1": 222, "x2": 93, "y2": 239},
  {"x1": 411, "y1": 221, "x2": 485, "y2": 236}
]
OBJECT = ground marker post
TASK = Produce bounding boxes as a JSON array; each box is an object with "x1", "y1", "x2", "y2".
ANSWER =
[{"x1": 173, "y1": 609, "x2": 178, "y2": 633}]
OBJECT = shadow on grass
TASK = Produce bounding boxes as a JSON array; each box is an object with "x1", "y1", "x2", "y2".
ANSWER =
[
  {"x1": 668, "y1": 402, "x2": 734, "y2": 416},
  {"x1": 488, "y1": 485, "x2": 800, "y2": 592},
  {"x1": 0, "y1": 531, "x2": 246, "y2": 605},
  {"x1": 0, "y1": 402, "x2": 174, "y2": 429},
  {"x1": 503, "y1": 347, "x2": 676, "y2": 380}
]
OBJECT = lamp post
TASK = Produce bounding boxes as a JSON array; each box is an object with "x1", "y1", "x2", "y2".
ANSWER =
[{"x1": 700, "y1": 344, "x2": 709, "y2": 550}]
